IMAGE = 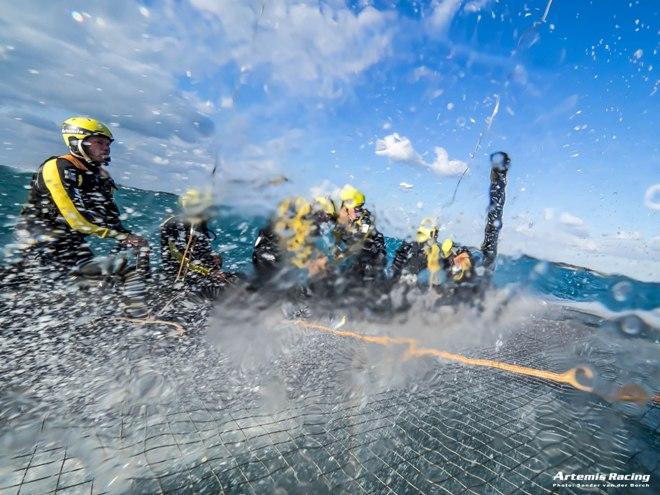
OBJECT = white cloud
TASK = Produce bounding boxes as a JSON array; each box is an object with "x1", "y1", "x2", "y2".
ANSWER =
[
  {"x1": 219, "y1": 128, "x2": 303, "y2": 184},
  {"x1": 375, "y1": 133, "x2": 467, "y2": 177},
  {"x1": 152, "y1": 156, "x2": 170, "y2": 165},
  {"x1": 428, "y1": 146, "x2": 468, "y2": 176},
  {"x1": 463, "y1": 0, "x2": 492, "y2": 13},
  {"x1": 190, "y1": 0, "x2": 396, "y2": 97},
  {"x1": 0, "y1": 2, "x2": 226, "y2": 188},
  {"x1": 412, "y1": 65, "x2": 438, "y2": 82},
  {"x1": 196, "y1": 100, "x2": 216, "y2": 115},
  {"x1": 209, "y1": 128, "x2": 309, "y2": 211},
  {"x1": 0, "y1": 1, "x2": 398, "y2": 191},
  {"x1": 567, "y1": 236, "x2": 598, "y2": 252},
  {"x1": 498, "y1": 206, "x2": 660, "y2": 280},
  {"x1": 650, "y1": 236, "x2": 660, "y2": 252},
  {"x1": 310, "y1": 179, "x2": 341, "y2": 199},
  {"x1": 501, "y1": 221, "x2": 660, "y2": 281},
  {"x1": 615, "y1": 230, "x2": 642, "y2": 241},
  {"x1": 543, "y1": 208, "x2": 555, "y2": 221},
  {"x1": 558, "y1": 211, "x2": 589, "y2": 238},
  {"x1": 425, "y1": 0, "x2": 462, "y2": 35},
  {"x1": 644, "y1": 184, "x2": 660, "y2": 210},
  {"x1": 375, "y1": 133, "x2": 423, "y2": 164},
  {"x1": 559, "y1": 212, "x2": 586, "y2": 228}
]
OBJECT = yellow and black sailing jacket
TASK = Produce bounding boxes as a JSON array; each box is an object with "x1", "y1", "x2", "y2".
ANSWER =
[
  {"x1": 333, "y1": 210, "x2": 387, "y2": 281},
  {"x1": 20, "y1": 154, "x2": 130, "y2": 240},
  {"x1": 392, "y1": 241, "x2": 474, "y2": 284},
  {"x1": 392, "y1": 240, "x2": 444, "y2": 284},
  {"x1": 160, "y1": 217, "x2": 220, "y2": 278}
]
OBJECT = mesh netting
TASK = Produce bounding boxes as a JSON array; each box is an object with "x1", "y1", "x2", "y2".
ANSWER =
[{"x1": 0, "y1": 287, "x2": 658, "y2": 495}]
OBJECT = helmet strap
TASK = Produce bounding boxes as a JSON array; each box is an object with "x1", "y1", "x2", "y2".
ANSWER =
[
  {"x1": 76, "y1": 140, "x2": 93, "y2": 164},
  {"x1": 72, "y1": 137, "x2": 109, "y2": 166}
]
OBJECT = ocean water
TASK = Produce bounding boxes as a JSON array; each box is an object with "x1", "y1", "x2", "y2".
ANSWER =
[{"x1": 2, "y1": 164, "x2": 657, "y2": 313}]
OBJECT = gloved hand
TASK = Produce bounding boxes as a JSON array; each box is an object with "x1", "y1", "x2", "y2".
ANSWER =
[
  {"x1": 210, "y1": 270, "x2": 234, "y2": 285},
  {"x1": 120, "y1": 234, "x2": 150, "y2": 251}
]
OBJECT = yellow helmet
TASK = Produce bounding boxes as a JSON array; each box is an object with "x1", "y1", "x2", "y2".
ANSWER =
[
  {"x1": 339, "y1": 184, "x2": 365, "y2": 209},
  {"x1": 312, "y1": 196, "x2": 337, "y2": 218},
  {"x1": 441, "y1": 238, "x2": 454, "y2": 258},
  {"x1": 179, "y1": 188, "x2": 214, "y2": 214},
  {"x1": 61, "y1": 116, "x2": 113, "y2": 147},
  {"x1": 416, "y1": 217, "x2": 438, "y2": 243}
]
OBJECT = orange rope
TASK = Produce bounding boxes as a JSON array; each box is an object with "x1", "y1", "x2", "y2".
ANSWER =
[{"x1": 291, "y1": 320, "x2": 659, "y2": 405}]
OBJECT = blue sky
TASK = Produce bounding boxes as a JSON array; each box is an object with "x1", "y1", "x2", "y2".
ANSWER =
[{"x1": 0, "y1": 0, "x2": 658, "y2": 279}]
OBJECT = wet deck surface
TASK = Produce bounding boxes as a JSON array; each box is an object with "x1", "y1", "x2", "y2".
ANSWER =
[{"x1": 1, "y1": 285, "x2": 658, "y2": 494}]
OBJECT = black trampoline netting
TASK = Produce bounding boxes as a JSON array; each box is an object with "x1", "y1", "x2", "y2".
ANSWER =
[{"x1": 0, "y1": 285, "x2": 658, "y2": 495}]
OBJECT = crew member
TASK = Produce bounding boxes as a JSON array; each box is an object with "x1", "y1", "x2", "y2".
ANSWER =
[
  {"x1": 18, "y1": 116, "x2": 147, "y2": 270},
  {"x1": 252, "y1": 196, "x2": 333, "y2": 284},
  {"x1": 160, "y1": 188, "x2": 233, "y2": 291},
  {"x1": 333, "y1": 184, "x2": 387, "y2": 285},
  {"x1": 442, "y1": 240, "x2": 475, "y2": 283},
  {"x1": 391, "y1": 218, "x2": 454, "y2": 287}
]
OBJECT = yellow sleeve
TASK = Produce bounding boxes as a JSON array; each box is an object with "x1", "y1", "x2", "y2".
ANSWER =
[{"x1": 41, "y1": 159, "x2": 124, "y2": 239}]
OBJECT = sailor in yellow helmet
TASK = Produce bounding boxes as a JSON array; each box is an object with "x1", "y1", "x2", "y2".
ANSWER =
[
  {"x1": 333, "y1": 184, "x2": 387, "y2": 285},
  {"x1": 252, "y1": 196, "x2": 333, "y2": 284},
  {"x1": 391, "y1": 216, "x2": 474, "y2": 286},
  {"x1": 17, "y1": 116, "x2": 148, "y2": 269},
  {"x1": 160, "y1": 187, "x2": 234, "y2": 293},
  {"x1": 391, "y1": 217, "x2": 450, "y2": 287},
  {"x1": 338, "y1": 184, "x2": 365, "y2": 218}
]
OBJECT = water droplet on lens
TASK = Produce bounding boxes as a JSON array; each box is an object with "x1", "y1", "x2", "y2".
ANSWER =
[
  {"x1": 611, "y1": 281, "x2": 632, "y2": 302},
  {"x1": 619, "y1": 315, "x2": 642, "y2": 336},
  {"x1": 533, "y1": 261, "x2": 549, "y2": 275},
  {"x1": 131, "y1": 370, "x2": 167, "y2": 401},
  {"x1": 614, "y1": 383, "x2": 649, "y2": 404}
]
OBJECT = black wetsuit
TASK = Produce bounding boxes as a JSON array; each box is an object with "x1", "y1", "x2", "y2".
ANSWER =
[
  {"x1": 334, "y1": 211, "x2": 387, "y2": 285},
  {"x1": 160, "y1": 216, "x2": 222, "y2": 285},
  {"x1": 391, "y1": 241, "x2": 447, "y2": 284},
  {"x1": 251, "y1": 223, "x2": 282, "y2": 281},
  {"x1": 18, "y1": 154, "x2": 130, "y2": 267}
]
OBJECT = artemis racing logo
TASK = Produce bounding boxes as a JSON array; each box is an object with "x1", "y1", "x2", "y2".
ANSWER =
[
  {"x1": 62, "y1": 126, "x2": 91, "y2": 136},
  {"x1": 553, "y1": 471, "x2": 651, "y2": 488}
]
